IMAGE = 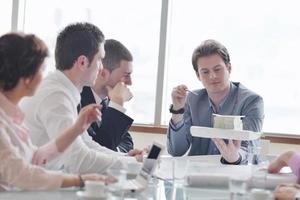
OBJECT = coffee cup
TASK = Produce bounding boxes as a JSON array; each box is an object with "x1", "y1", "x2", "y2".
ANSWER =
[
  {"x1": 126, "y1": 162, "x2": 142, "y2": 179},
  {"x1": 84, "y1": 181, "x2": 106, "y2": 197}
]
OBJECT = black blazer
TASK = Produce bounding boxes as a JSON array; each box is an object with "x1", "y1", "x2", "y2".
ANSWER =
[{"x1": 80, "y1": 86, "x2": 134, "y2": 152}]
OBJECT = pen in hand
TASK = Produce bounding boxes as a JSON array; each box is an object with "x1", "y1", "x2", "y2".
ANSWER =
[{"x1": 185, "y1": 89, "x2": 198, "y2": 96}]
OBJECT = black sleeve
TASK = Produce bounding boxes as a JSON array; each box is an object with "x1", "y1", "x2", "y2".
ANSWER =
[
  {"x1": 118, "y1": 132, "x2": 134, "y2": 153},
  {"x1": 89, "y1": 107, "x2": 134, "y2": 152}
]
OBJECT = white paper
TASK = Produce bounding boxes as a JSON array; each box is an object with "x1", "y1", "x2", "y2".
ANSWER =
[
  {"x1": 190, "y1": 126, "x2": 261, "y2": 140},
  {"x1": 185, "y1": 164, "x2": 297, "y2": 190}
]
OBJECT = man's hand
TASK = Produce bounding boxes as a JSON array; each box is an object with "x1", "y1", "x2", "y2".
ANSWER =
[
  {"x1": 171, "y1": 84, "x2": 188, "y2": 110},
  {"x1": 106, "y1": 82, "x2": 133, "y2": 106},
  {"x1": 212, "y1": 138, "x2": 241, "y2": 163},
  {"x1": 75, "y1": 104, "x2": 102, "y2": 133},
  {"x1": 171, "y1": 84, "x2": 188, "y2": 124},
  {"x1": 128, "y1": 149, "x2": 144, "y2": 162}
]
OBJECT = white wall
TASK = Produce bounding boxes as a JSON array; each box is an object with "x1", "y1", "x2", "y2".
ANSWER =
[{"x1": 130, "y1": 132, "x2": 300, "y2": 156}]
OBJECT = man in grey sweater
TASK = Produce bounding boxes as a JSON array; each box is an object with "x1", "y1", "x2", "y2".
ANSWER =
[{"x1": 167, "y1": 39, "x2": 264, "y2": 165}]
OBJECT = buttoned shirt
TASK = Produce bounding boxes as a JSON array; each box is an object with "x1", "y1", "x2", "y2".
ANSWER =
[
  {"x1": 20, "y1": 70, "x2": 135, "y2": 174},
  {"x1": 0, "y1": 93, "x2": 63, "y2": 191}
]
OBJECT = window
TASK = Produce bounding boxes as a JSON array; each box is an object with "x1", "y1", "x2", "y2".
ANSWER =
[
  {"x1": 9, "y1": 0, "x2": 300, "y2": 135},
  {"x1": 164, "y1": 0, "x2": 300, "y2": 135},
  {"x1": 23, "y1": 0, "x2": 161, "y2": 124},
  {"x1": 0, "y1": 0, "x2": 13, "y2": 35}
]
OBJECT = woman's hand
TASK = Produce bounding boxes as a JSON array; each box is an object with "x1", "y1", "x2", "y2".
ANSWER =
[
  {"x1": 81, "y1": 173, "x2": 117, "y2": 185},
  {"x1": 273, "y1": 183, "x2": 300, "y2": 200},
  {"x1": 268, "y1": 151, "x2": 295, "y2": 174}
]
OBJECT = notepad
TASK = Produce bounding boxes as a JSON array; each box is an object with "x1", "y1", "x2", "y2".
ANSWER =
[{"x1": 190, "y1": 126, "x2": 261, "y2": 140}]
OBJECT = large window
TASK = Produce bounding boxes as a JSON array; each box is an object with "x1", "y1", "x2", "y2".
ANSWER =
[
  {"x1": 9, "y1": 0, "x2": 300, "y2": 135},
  {"x1": 163, "y1": 0, "x2": 300, "y2": 135},
  {"x1": 0, "y1": 0, "x2": 13, "y2": 35},
  {"x1": 23, "y1": 0, "x2": 161, "y2": 124}
]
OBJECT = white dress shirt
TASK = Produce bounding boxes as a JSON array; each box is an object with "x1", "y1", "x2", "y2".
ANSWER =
[
  {"x1": 0, "y1": 93, "x2": 63, "y2": 191},
  {"x1": 20, "y1": 70, "x2": 135, "y2": 174}
]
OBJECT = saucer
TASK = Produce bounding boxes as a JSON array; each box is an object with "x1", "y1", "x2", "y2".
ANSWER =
[{"x1": 76, "y1": 191, "x2": 108, "y2": 200}]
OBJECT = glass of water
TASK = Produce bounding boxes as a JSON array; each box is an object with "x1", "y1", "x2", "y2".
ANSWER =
[
  {"x1": 247, "y1": 140, "x2": 269, "y2": 189},
  {"x1": 229, "y1": 176, "x2": 248, "y2": 200},
  {"x1": 172, "y1": 156, "x2": 188, "y2": 183}
]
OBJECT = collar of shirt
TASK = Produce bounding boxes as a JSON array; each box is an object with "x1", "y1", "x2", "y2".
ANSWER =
[
  {"x1": 90, "y1": 88, "x2": 126, "y2": 113},
  {"x1": 208, "y1": 82, "x2": 233, "y2": 114},
  {"x1": 0, "y1": 92, "x2": 25, "y2": 125},
  {"x1": 53, "y1": 70, "x2": 81, "y2": 106},
  {"x1": 91, "y1": 88, "x2": 103, "y2": 105}
]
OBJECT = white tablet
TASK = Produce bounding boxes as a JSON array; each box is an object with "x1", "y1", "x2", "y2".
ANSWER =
[{"x1": 190, "y1": 126, "x2": 261, "y2": 140}]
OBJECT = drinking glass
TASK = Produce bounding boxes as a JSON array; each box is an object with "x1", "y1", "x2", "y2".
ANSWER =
[{"x1": 229, "y1": 176, "x2": 248, "y2": 200}]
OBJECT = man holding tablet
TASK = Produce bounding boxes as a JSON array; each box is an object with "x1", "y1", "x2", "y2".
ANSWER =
[{"x1": 167, "y1": 39, "x2": 264, "y2": 165}]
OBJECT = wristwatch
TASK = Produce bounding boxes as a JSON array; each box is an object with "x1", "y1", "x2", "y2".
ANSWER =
[
  {"x1": 78, "y1": 175, "x2": 85, "y2": 189},
  {"x1": 169, "y1": 104, "x2": 184, "y2": 114}
]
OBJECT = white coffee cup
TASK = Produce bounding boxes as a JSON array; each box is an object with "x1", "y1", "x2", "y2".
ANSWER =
[
  {"x1": 84, "y1": 181, "x2": 106, "y2": 197},
  {"x1": 250, "y1": 188, "x2": 271, "y2": 200}
]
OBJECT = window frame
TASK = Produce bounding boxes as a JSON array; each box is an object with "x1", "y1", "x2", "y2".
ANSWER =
[{"x1": 10, "y1": 0, "x2": 300, "y2": 141}]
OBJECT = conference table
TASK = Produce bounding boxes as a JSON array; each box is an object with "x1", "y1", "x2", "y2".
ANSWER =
[
  {"x1": 0, "y1": 155, "x2": 285, "y2": 200},
  {"x1": 0, "y1": 180, "x2": 230, "y2": 200}
]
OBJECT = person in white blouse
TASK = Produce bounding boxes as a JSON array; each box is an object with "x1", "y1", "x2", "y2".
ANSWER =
[
  {"x1": 0, "y1": 32, "x2": 113, "y2": 191},
  {"x1": 20, "y1": 22, "x2": 142, "y2": 174}
]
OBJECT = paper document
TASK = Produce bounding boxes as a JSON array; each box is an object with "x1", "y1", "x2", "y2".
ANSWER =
[
  {"x1": 190, "y1": 126, "x2": 261, "y2": 140},
  {"x1": 186, "y1": 171, "x2": 297, "y2": 190}
]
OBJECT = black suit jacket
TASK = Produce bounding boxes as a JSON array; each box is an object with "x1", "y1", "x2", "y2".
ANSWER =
[{"x1": 80, "y1": 86, "x2": 134, "y2": 152}]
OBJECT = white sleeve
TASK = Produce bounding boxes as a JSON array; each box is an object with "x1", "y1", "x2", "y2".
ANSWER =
[
  {"x1": 62, "y1": 137, "x2": 125, "y2": 173},
  {"x1": 81, "y1": 132, "x2": 137, "y2": 164},
  {"x1": 81, "y1": 131, "x2": 125, "y2": 156},
  {"x1": 108, "y1": 101, "x2": 126, "y2": 113},
  {"x1": 38, "y1": 92, "x2": 127, "y2": 173}
]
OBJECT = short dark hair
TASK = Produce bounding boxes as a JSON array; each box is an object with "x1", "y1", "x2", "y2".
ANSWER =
[
  {"x1": 192, "y1": 39, "x2": 230, "y2": 73},
  {"x1": 55, "y1": 22, "x2": 104, "y2": 70},
  {"x1": 0, "y1": 33, "x2": 48, "y2": 91},
  {"x1": 102, "y1": 39, "x2": 132, "y2": 72}
]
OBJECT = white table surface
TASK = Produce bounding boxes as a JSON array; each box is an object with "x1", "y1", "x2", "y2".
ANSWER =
[
  {"x1": 0, "y1": 155, "x2": 281, "y2": 200},
  {"x1": 0, "y1": 181, "x2": 230, "y2": 200}
]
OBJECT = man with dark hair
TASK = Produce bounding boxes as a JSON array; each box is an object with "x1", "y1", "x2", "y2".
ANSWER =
[
  {"x1": 55, "y1": 23, "x2": 104, "y2": 71},
  {"x1": 80, "y1": 39, "x2": 134, "y2": 152},
  {"x1": 167, "y1": 39, "x2": 264, "y2": 165},
  {"x1": 21, "y1": 23, "x2": 141, "y2": 174}
]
